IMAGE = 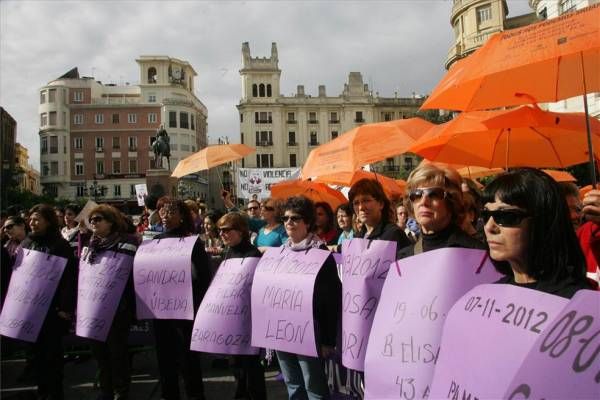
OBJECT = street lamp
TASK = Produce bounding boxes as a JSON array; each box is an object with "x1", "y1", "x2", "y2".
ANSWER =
[{"x1": 87, "y1": 174, "x2": 107, "y2": 201}]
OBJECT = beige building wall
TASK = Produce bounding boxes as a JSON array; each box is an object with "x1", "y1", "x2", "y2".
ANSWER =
[
  {"x1": 39, "y1": 56, "x2": 209, "y2": 202},
  {"x1": 237, "y1": 42, "x2": 424, "y2": 181},
  {"x1": 15, "y1": 143, "x2": 41, "y2": 195}
]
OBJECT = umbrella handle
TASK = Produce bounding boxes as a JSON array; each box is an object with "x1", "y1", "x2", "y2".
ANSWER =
[{"x1": 580, "y1": 52, "x2": 597, "y2": 188}]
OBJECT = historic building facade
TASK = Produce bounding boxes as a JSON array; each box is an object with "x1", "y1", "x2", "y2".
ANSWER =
[
  {"x1": 237, "y1": 42, "x2": 425, "y2": 177},
  {"x1": 446, "y1": 0, "x2": 536, "y2": 69},
  {"x1": 38, "y1": 56, "x2": 208, "y2": 202},
  {"x1": 15, "y1": 143, "x2": 41, "y2": 195}
]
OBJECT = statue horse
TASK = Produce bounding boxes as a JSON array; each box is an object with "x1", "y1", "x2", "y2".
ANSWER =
[{"x1": 151, "y1": 136, "x2": 171, "y2": 170}]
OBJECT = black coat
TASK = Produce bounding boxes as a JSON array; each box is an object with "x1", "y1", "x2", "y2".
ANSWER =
[
  {"x1": 154, "y1": 228, "x2": 212, "y2": 313},
  {"x1": 222, "y1": 240, "x2": 262, "y2": 261},
  {"x1": 495, "y1": 275, "x2": 592, "y2": 299},
  {"x1": 397, "y1": 223, "x2": 486, "y2": 259},
  {"x1": 355, "y1": 222, "x2": 412, "y2": 255},
  {"x1": 312, "y1": 246, "x2": 342, "y2": 348}
]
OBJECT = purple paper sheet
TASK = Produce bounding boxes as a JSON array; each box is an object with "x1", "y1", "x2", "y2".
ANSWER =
[
  {"x1": 503, "y1": 289, "x2": 600, "y2": 400},
  {"x1": 341, "y1": 238, "x2": 397, "y2": 371},
  {"x1": 191, "y1": 257, "x2": 261, "y2": 355},
  {"x1": 76, "y1": 252, "x2": 134, "y2": 341},
  {"x1": 364, "y1": 248, "x2": 502, "y2": 399},
  {"x1": 251, "y1": 246, "x2": 330, "y2": 357},
  {"x1": 429, "y1": 284, "x2": 568, "y2": 400},
  {"x1": 0, "y1": 248, "x2": 67, "y2": 342},
  {"x1": 133, "y1": 236, "x2": 198, "y2": 320}
]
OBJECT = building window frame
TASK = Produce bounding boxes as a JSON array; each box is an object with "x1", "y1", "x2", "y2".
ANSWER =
[
  {"x1": 127, "y1": 113, "x2": 137, "y2": 124},
  {"x1": 75, "y1": 160, "x2": 84, "y2": 176},
  {"x1": 95, "y1": 113, "x2": 104, "y2": 124},
  {"x1": 148, "y1": 112, "x2": 157, "y2": 123},
  {"x1": 73, "y1": 137, "x2": 83, "y2": 150},
  {"x1": 74, "y1": 114, "x2": 84, "y2": 125}
]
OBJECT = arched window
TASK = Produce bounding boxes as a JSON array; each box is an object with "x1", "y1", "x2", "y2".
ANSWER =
[
  {"x1": 147, "y1": 67, "x2": 157, "y2": 83},
  {"x1": 259, "y1": 84, "x2": 265, "y2": 97},
  {"x1": 267, "y1": 84, "x2": 272, "y2": 97},
  {"x1": 252, "y1": 84, "x2": 258, "y2": 97}
]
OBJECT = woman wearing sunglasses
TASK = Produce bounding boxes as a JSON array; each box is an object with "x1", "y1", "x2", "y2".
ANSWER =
[
  {"x1": 83, "y1": 204, "x2": 139, "y2": 400},
  {"x1": 255, "y1": 198, "x2": 287, "y2": 253},
  {"x1": 276, "y1": 196, "x2": 341, "y2": 400},
  {"x1": 483, "y1": 168, "x2": 590, "y2": 298},
  {"x1": 397, "y1": 164, "x2": 486, "y2": 259},
  {"x1": 18, "y1": 204, "x2": 77, "y2": 400},
  {"x1": 217, "y1": 212, "x2": 266, "y2": 400},
  {"x1": 151, "y1": 197, "x2": 212, "y2": 400}
]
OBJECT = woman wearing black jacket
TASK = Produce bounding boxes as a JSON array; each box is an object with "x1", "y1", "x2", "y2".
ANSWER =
[
  {"x1": 81, "y1": 204, "x2": 139, "y2": 400},
  {"x1": 20, "y1": 204, "x2": 77, "y2": 400},
  {"x1": 217, "y1": 212, "x2": 266, "y2": 400},
  {"x1": 277, "y1": 196, "x2": 341, "y2": 399},
  {"x1": 152, "y1": 197, "x2": 212, "y2": 400}
]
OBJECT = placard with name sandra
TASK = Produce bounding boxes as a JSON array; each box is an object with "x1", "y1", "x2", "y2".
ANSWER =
[
  {"x1": 191, "y1": 257, "x2": 261, "y2": 355},
  {"x1": 251, "y1": 246, "x2": 330, "y2": 357},
  {"x1": 134, "y1": 236, "x2": 198, "y2": 320},
  {"x1": 429, "y1": 284, "x2": 568, "y2": 400},
  {"x1": 364, "y1": 248, "x2": 501, "y2": 399},
  {"x1": 0, "y1": 248, "x2": 67, "y2": 342}
]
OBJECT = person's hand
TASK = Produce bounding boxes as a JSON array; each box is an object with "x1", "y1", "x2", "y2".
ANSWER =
[
  {"x1": 582, "y1": 189, "x2": 600, "y2": 223},
  {"x1": 320, "y1": 345, "x2": 336, "y2": 359}
]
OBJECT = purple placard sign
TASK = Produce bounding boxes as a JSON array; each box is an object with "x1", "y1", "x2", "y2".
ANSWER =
[
  {"x1": 341, "y1": 238, "x2": 397, "y2": 371},
  {"x1": 429, "y1": 284, "x2": 568, "y2": 400},
  {"x1": 191, "y1": 257, "x2": 261, "y2": 355},
  {"x1": 503, "y1": 289, "x2": 600, "y2": 400},
  {"x1": 251, "y1": 246, "x2": 330, "y2": 357},
  {"x1": 0, "y1": 248, "x2": 67, "y2": 342},
  {"x1": 133, "y1": 236, "x2": 198, "y2": 320},
  {"x1": 364, "y1": 248, "x2": 502, "y2": 399},
  {"x1": 76, "y1": 252, "x2": 134, "y2": 341}
]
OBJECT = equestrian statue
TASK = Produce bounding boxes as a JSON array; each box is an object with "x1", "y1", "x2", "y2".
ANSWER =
[{"x1": 152, "y1": 125, "x2": 171, "y2": 170}]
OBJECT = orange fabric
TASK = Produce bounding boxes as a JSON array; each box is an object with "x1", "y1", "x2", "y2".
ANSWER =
[
  {"x1": 410, "y1": 106, "x2": 600, "y2": 168},
  {"x1": 301, "y1": 118, "x2": 433, "y2": 178},
  {"x1": 270, "y1": 180, "x2": 347, "y2": 210},
  {"x1": 312, "y1": 170, "x2": 407, "y2": 199},
  {"x1": 171, "y1": 144, "x2": 255, "y2": 178},
  {"x1": 418, "y1": 159, "x2": 504, "y2": 179},
  {"x1": 422, "y1": 4, "x2": 600, "y2": 111}
]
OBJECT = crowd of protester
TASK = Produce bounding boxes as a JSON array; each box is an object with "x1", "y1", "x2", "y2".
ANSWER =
[{"x1": 0, "y1": 164, "x2": 598, "y2": 400}]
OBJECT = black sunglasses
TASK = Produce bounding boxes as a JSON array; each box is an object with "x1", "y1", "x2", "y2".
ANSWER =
[
  {"x1": 282, "y1": 215, "x2": 303, "y2": 223},
  {"x1": 247, "y1": 206, "x2": 259, "y2": 211},
  {"x1": 89, "y1": 216, "x2": 105, "y2": 224},
  {"x1": 481, "y1": 209, "x2": 530, "y2": 227},
  {"x1": 408, "y1": 187, "x2": 448, "y2": 202}
]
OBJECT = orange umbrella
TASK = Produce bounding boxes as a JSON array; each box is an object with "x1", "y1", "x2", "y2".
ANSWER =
[
  {"x1": 410, "y1": 106, "x2": 600, "y2": 168},
  {"x1": 313, "y1": 170, "x2": 406, "y2": 199},
  {"x1": 171, "y1": 144, "x2": 255, "y2": 178},
  {"x1": 270, "y1": 180, "x2": 347, "y2": 210},
  {"x1": 418, "y1": 159, "x2": 504, "y2": 180},
  {"x1": 301, "y1": 118, "x2": 433, "y2": 178},
  {"x1": 421, "y1": 4, "x2": 600, "y2": 111},
  {"x1": 542, "y1": 169, "x2": 577, "y2": 182}
]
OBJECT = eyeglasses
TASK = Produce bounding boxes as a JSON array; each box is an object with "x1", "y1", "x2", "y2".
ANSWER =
[
  {"x1": 3, "y1": 224, "x2": 15, "y2": 230},
  {"x1": 247, "y1": 206, "x2": 259, "y2": 211},
  {"x1": 219, "y1": 227, "x2": 234, "y2": 234},
  {"x1": 408, "y1": 187, "x2": 448, "y2": 202},
  {"x1": 481, "y1": 209, "x2": 530, "y2": 227},
  {"x1": 262, "y1": 206, "x2": 275, "y2": 212},
  {"x1": 89, "y1": 216, "x2": 104, "y2": 224},
  {"x1": 282, "y1": 215, "x2": 303, "y2": 223}
]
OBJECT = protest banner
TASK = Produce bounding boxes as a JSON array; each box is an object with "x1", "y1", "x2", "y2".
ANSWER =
[
  {"x1": 429, "y1": 284, "x2": 568, "y2": 400},
  {"x1": 135, "y1": 184, "x2": 148, "y2": 206},
  {"x1": 237, "y1": 168, "x2": 300, "y2": 200},
  {"x1": 363, "y1": 248, "x2": 501, "y2": 399},
  {"x1": 251, "y1": 246, "x2": 330, "y2": 357},
  {"x1": 76, "y1": 252, "x2": 134, "y2": 341},
  {"x1": 503, "y1": 289, "x2": 600, "y2": 400},
  {"x1": 133, "y1": 236, "x2": 198, "y2": 320},
  {"x1": 341, "y1": 238, "x2": 397, "y2": 371},
  {"x1": 0, "y1": 249, "x2": 67, "y2": 342},
  {"x1": 191, "y1": 257, "x2": 261, "y2": 355}
]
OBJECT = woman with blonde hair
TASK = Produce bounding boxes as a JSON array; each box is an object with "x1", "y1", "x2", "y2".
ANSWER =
[
  {"x1": 255, "y1": 197, "x2": 287, "y2": 252},
  {"x1": 397, "y1": 163, "x2": 485, "y2": 258}
]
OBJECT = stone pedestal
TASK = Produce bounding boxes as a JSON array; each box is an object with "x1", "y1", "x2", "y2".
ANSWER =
[{"x1": 146, "y1": 168, "x2": 177, "y2": 198}]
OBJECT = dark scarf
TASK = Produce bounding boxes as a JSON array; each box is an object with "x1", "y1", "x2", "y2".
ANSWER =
[{"x1": 86, "y1": 231, "x2": 121, "y2": 263}]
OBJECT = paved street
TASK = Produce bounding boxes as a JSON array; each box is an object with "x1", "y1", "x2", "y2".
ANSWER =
[{"x1": 1, "y1": 346, "x2": 288, "y2": 400}]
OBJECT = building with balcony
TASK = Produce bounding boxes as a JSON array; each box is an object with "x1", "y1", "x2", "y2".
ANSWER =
[
  {"x1": 38, "y1": 56, "x2": 208, "y2": 202},
  {"x1": 15, "y1": 143, "x2": 41, "y2": 195},
  {"x1": 528, "y1": 0, "x2": 599, "y2": 118},
  {"x1": 237, "y1": 42, "x2": 424, "y2": 180},
  {"x1": 446, "y1": 0, "x2": 537, "y2": 69}
]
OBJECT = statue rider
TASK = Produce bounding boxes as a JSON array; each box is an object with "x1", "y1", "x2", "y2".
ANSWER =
[{"x1": 153, "y1": 125, "x2": 171, "y2": 169}]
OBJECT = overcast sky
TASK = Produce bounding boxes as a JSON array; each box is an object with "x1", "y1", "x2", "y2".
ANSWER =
[{"x1": 0, "y1": 0, "x2": 533, "y2": 169}]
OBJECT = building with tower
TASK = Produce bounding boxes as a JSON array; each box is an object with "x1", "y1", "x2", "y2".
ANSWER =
[
  {"x1": 38, "y1": 56, "x2": 208, "y2": 203},
  {"x1": 237, "y1": 42, "x2": 425, "y2": 178}
]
